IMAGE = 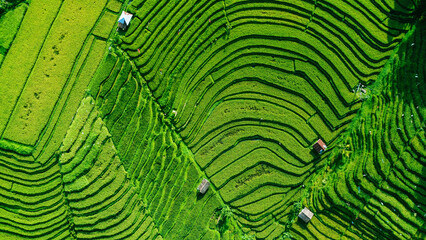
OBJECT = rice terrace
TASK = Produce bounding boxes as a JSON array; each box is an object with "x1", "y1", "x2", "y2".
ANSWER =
[{"x1": 0, "y1": 0, "x2": 424, "y2": 239}]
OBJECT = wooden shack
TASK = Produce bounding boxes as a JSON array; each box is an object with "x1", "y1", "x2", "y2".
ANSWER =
[
  {"x1": 298, "y1": 207, "x2": 314, "y2": 223},
  {"x1": 197, "y1": 179, "x2": 210, "y2": 194},
  {"x1": 118, "y1": 11, "x2": 133, "y2": 30},
  {"x1": 313, "y1": 139, "x2": 327, "y2": 154}
]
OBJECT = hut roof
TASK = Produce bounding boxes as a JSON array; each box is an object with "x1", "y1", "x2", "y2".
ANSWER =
[
  {"x1": 197, "y1": 179, "x2": 210, "y2": 194},
  {"x1": 298, "y1": 207, "x2": 314, "y2": 223},
  {"x1": 313, "y1": 139, "x2": 327, "y2": 154},
  {"x1": 118, "y1": 11, "x2": 133, "y2": 25}
]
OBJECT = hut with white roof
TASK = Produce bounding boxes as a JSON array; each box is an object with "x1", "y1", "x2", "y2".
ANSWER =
[{"x1": 118, "y1": 11, "x2": 133, "y2": 30}]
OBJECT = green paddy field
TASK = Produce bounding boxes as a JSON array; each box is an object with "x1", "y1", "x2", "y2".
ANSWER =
[{"x1": 0, "y1": 0, "x2": 424, "y2": 239}]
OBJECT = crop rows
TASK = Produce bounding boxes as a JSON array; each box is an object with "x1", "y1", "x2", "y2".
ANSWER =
[
  {"x1": 0, "y1": 0, "x2": 124, "y2": 239},
  {"x1": 59, "y1": 96, "x2": 161, "y2": 239},
  {"x1": 0, "y1": 0, "x2": 122, "y2": 168},
  {"x1": 1, "y1": 0, "x2": 112, "y2": 146},
  {"x1": 0, "y1": 0, "x2": 120, "y2": 158},
  {"x1": 0, "y1": 0, "x2": 423, "y2": 238},
  {"x1": 0, "y1": 3, "x2": 27, "y2": 66},
  {"x1": 0, "y1": 151, "x2": 71, "y2": 239},
  {"x1": 119, "y1": 0, "x2": 419, "y2": 237},
  {"x1": 88, "y1": 53, "x2": 224, "y2": 239},
  {"x1": 0, "y1": 0, "x2": 64, "y2": 142},
  {"x1": 290, "y1": 21, "x2": 425, "y2": 240}
]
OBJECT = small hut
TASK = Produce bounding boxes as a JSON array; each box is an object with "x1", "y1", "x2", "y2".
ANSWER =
[
  {"x1": 313, "y1": 139, "x2": 327, "y2": 154},
  {"x1": 197, "y1": 179, "x2": 210, "y2": 194},
  {"x1": 118, "y1": 11, "x2": 133, "y2": 30},
  {"x1": 298, "y1": 207, "x2": 314, "y2": 223}
]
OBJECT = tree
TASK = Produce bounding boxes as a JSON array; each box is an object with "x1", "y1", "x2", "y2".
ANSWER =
[
  {"x1": 216, "y1": 205, "x2": 234, "y2": 234},
  {"x1": 241, "y1": 234, "x2": 256, "y2": 240},
  {"x1": 278, "y1": 232, "x2": 293, "y2": 239}
]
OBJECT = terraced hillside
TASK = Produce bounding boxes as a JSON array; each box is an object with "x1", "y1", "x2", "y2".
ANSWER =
[
  {"x1": 87, "y1": 52, "x2": 228, "y2": 239},
  {"x1": 117, "y1": 0, "x2": 423, "y2": 238},
  {"x1": 289, "y1": 19, "x2": 425, "y2": 239},
  {"x1": 0, "y1": 0, "x2": 137, "y2": 238},
  {"x1": 0, "y1": 0, "x2": 424, "y2": 239}
]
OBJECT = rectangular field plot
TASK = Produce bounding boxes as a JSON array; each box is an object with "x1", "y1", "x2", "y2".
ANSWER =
[
  {"x1": 1, "y1": 0, "x2": 108, "y2": 146},
  {"x1": 0, "y1": 3, "x2": 28, "y2": 65},
  {"x1": 0, "y1": 0, "x2": 62, "y2": 136}
]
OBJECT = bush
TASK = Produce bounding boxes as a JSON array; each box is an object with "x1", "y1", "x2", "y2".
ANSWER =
[{"x1": 0, "y1": 0, "x2": 25, "y2": 16}]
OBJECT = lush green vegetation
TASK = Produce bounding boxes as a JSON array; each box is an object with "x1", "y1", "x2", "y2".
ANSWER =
[
  {"x1": 0, "y1": 0, "x2": 126, "y2": 238},
  {"x1": 0, "y1": 0, "x2": 424, "y2": 239},
  {"x1": 289, "y1": 19, "x2": 425, "y2": 239},
  {"x1": 0, "y1": 2, "x2": 26, "y2": 64},
  {"x1": 117, "y1": 0, "x2": 423, "y2": 238},
  {"x1": 0, "y1": 0, "x2": 26, "y2": 16},
  {"x1": 88, "y1": 51, "x2": 229, "y2": 239}
]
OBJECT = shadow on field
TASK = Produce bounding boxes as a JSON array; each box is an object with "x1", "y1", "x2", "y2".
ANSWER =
[
  {"x1": 388, "y1": 13, "x2": 425, "y2": 239},
  {"x1": 403, "y1": 15, "x2": 425, "y2": 240},
  {"x1": 386, "y1": 0, "x2": 424, "y2": 43},
  {"x1": 196, "y1": 191, "x2": 206, "y2": 200}
]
